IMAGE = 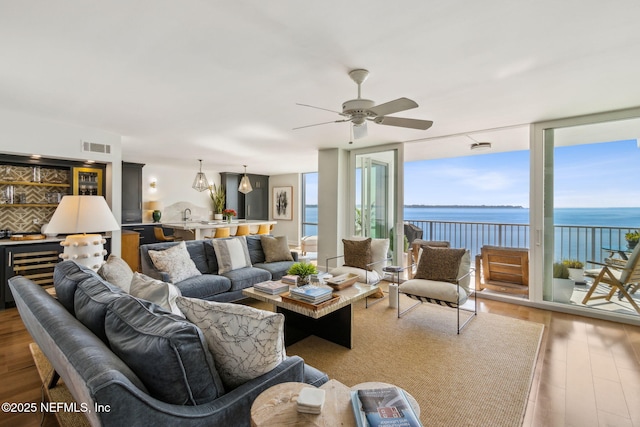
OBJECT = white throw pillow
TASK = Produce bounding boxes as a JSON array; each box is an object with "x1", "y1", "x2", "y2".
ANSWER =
[
  {"x1": 211, "y1": 236, "x2": 252, "y2": 274},
  {"x1": 129, "y1": 272, "x2": 184, "y2": 317},
  {"x1": 175, "y1": 296, "x2": 286, "y2": 389},
  {"x1": 148, "y1": 241, "x2": 202, "y2": 283},
  {"x1": 97, "y1": 254, "x2": 133, "y2": 293}
]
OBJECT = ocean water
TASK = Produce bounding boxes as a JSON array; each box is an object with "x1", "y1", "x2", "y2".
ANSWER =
[{"x1": 304, "y1": 206, "x2": 639, "y2": 228}]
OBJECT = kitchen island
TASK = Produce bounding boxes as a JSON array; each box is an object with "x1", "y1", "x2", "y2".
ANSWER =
[{"x1": 163, "y1": 220, "x2": 276, "y2": 240}]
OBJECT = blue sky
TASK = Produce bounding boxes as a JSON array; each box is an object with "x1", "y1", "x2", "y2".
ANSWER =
[
  {"x1": 405, "y1": 139, "x2": 640, "y2": 208},
  {"x1": 303, "y1": 139, "x2": 640, "y2": 208}
]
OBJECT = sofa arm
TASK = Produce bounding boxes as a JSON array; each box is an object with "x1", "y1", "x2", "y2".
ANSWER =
[
  {"x1": 290, "y1": 251, "x2": 299, "y2": 262},
  {"x1": 93, "y1": 356, "x2": 308, "y2": 427}
]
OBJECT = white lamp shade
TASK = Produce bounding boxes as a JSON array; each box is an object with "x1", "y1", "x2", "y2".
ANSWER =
[
  {"x1": 46, "y1": 195, "x2": 120, "y2": 234},
  {"x1": 147, "y1": 200, "x2": 162, "y2": 211}
]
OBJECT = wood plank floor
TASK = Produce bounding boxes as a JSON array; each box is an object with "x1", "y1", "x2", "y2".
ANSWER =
[{"x1": 1, "y1": 299, "x2": 638, "y2": 427}]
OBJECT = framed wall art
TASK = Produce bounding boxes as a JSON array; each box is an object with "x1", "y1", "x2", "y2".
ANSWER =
[{"x1": 272, "y1": 186, "x2": 293, "y2": 220}]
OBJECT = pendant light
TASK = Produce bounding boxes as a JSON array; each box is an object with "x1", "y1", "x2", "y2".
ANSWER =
[
  {"x1": 192, "y1": 159, "x2": 210, "y2": 192},
  {"x1": 238, "y1": 165, "x2": 253, "y2": 194}
]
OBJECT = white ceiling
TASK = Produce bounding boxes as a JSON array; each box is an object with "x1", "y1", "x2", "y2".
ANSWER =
[{"x1": 1, "y1": 1, "x2": 640, "y2": 175}]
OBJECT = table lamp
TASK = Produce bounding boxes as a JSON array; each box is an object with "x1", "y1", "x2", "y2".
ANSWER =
[
  {"x1": 148, "y1": 200, "x2": 162, "y2": 222},
  {"x1": 46, "y1": 195, "x2": 120, "y2": 271}
]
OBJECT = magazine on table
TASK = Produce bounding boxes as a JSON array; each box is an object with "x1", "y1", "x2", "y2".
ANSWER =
[
  {"x1": 351, "y1": 387, "x2": 422, "y2": 427},
  {"x1": 253, "y1": 280, "x2": 289, "y2": 295},
  {"x1": 289, "y1": 284, "x2": 333, "y2": 303}
]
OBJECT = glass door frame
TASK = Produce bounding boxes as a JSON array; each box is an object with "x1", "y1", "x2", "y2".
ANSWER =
[
  {"x1": 349, "y1": 143, "x2": 404, "y2": 265},
  {"x1": 531, "y1": 106, "x2": 640, "y2": 323}
]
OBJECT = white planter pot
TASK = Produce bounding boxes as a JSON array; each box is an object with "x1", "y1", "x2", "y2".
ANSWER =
[
  {"x1": 214, "y1": 214, "x2": 223, "y2": 220},
  {"x1": 567, "y1": 268, "x2": 584, "y2": 282},
  {"x1": 552, "y1": 278, "x2": 575, "y2": 303}
]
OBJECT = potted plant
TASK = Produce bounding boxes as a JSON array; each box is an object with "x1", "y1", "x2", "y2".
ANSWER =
[
  {"x1": 625, "y1": 230, "x2": 639, "y2": 249},
  {"x1": 222, "y1": 208, "x2": 236, "y2": 223},
  {"x1": 562, "y1": 259, "x2": 584, "y2": 281},
  {"x1": 209, "y1": 184, "x2": 225, "y2": 220},
  {"x1": 287, "y1": 262, "x2": 318, "y2": 286},
  {"x1": 552, "y1": 262, "x2": 574, "y2": 303}
]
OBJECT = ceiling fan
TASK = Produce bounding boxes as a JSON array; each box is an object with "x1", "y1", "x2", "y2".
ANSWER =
[{"x1": 294, "y1": 69, "x2": 433, "y2": 140}]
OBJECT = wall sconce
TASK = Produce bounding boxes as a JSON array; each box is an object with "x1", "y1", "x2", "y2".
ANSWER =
[{"x1": 149, "y1": 179, "x2": 157, "y2": 191}]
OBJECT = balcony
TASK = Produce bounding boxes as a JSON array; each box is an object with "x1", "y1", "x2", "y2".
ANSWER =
[{"x1": 405, "y1": 219, "x2": 639, "y2": 317}]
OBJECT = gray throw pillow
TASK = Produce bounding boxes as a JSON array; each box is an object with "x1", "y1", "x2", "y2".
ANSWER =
[
  {"x1": 97, "y1": 254, "x2": 133, "y2": 293},
  {"x1": 211, "y1": 236, "x2": 252, "y2": 274},
  {"x1": 415, "y1": 246, "x2": 466, "y2": 283},
  {"x1": 260, "y1": 235, "x2": 294, "y2": 263},
  {"x1": 129, "y1": 272, "x2": 184, "y2": 317},
  {"x1": 105, "y1": 296, "x2": 224, "y2": 405},
  {"x1": 343, "y1": 238, "x2": 372, "y2": 271}
]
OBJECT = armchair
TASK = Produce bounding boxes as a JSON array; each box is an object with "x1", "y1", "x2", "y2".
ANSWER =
[{"x1": 398, "y1": 246, "x2": 475, "y2": 333}]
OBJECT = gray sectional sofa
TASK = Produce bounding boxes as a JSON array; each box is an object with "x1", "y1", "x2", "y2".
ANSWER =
[
  {"x1": 140, "y1": 235, "x2": 298, "y2": 302},
  {"x1": 9, "y1": 261, "x2": 328, "y2": 427}
]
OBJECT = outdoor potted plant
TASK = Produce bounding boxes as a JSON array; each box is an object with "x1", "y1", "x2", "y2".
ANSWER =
[
  {"x1": 287, "y1": 262, "x2": 318, "y2": 286},
  {"x1": 625, "y1": 230, "x2": 639, "y2": 250},
  {"x1": 209, "y1": 184, "x2": 225, "y2": 220},
  {"x1": 562, "y1": 259, "x2": 584, "y2": 282},
  {"x1": 552, "y1": 262, "x2": 574, "y2": 303},
  {"x1": 222, "y1": 208, "x2": 237, "y2": 223}
]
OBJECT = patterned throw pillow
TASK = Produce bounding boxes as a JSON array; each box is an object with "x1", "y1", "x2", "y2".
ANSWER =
[
  {"x1": 211, "y1": 236, "x2": 252, "y2": 274},
  {"x1": 129, "y1": 272, "x2": 184, "y2": 317},
  {"x1": 148, "y1": 241, "x2": 202, "y2": 283},
  {"x1": 342, "y1": 238, "x2": 372, "y2": 270},
  {"x1": 260, "y1": 235, "x2": 294, "y2": 263},
  {"x1": 175, "y1": 296, "x2": 286, "y2": 389},
  {"x1": 97, "y1": 254, "x2": 133, "y2": 293},
  {"x1": 415, "y1": 246, "x2": 466, "y2": 283}
]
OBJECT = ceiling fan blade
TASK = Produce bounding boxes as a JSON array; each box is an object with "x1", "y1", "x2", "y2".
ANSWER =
[
  {"x1": 368, "y1": 97, "x2": 418, "y2": 117},
  {"x1": 373, "y1": 116, "x2": 433, "y2": 130},
  {"x1": 293, "y1": 119, "x2": 350, "y2": 130},
  {"x1": 296, "y1": 103, "x2": 347, "y2": 116},
  {"x1": 353, "y1": 122, "x2": 368, "y2": 139}
]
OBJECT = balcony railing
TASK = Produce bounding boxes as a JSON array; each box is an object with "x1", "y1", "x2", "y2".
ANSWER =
[{"x1": 405, "y1": 220, "x2": 636, "y2": 265}]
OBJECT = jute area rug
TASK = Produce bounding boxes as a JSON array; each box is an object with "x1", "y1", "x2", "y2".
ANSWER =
[{"x1": 281, "y1": 293, "x2": 544, "y2": 427}]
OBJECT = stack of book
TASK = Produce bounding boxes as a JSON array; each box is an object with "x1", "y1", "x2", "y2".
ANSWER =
[
  {"x1": 288, "y1": 285, "x2": 333, "y2": 304},
  {"x1": 253, "y1": 281, "x2": 289, "y2": 295},
  {"x1": 281, "y1": 275, "x2": 299, "y2": 286}
]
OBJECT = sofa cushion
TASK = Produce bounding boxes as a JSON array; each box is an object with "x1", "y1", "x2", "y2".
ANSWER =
[
  {"x1": 129, "y1": 272, "x2": 184, "y2": 317},
  {"x1": 415, "y1": 246, "x2": 466, "y2": 284},
  {"x1": 211, "y1": 236, "x2": 252, "y2": 274},
  {"x1": 54, "y1": 260, "x2": 104, "y2": 316},
  {"x1": 399, "y1": 278, "x2": 469, "y2": 305},
  {"x1": 148, "y1": 241, "x2": 202, "y2": 283},
  {"x1": 260, "y1": 235, "x2": 294, "y2": 263},
  {"x1": 176, "y1": 297, "x2": 286, "y2": 389},
  {"x1": 74, "y1": 275, "x2": 125, "y2": 343},
  {"x1": 222, "y1": 267, "x2": 271, "y2": 291},
  {"x1": 245, "y1": 235, "x2": 266, "y2": 264},
  {"x1": 253, "y1": 261, "x2": 295, "y2": 281},
  {"x1": 174, "y1": 274, "x2": 232, "y2": 300},
  {"x1": 342, "y1": 238, "x2": 372, "y2": 270},
  {"x1": 97, "y1": 254, "x2": 134, "y2": 293},
  {"x1": 105, "y1": 296, "x2": 224, "y2": 405}
]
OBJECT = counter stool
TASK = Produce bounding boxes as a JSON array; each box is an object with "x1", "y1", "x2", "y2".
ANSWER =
[
  {"x1": 235, "y1": 224, "x2": 250, "y2": 236},
  {"x1": 206, "y1": 228, "x2": 231, "y2": 239},
  {"x1": 256, "y1": 224, "x2": 270, "y2": 235}
]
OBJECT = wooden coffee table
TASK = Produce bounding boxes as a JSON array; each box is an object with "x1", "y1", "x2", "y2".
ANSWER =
[
  {"x1": 243, "y1": 282, "x2": 381, "y2": 349},
  {"x1": 250, "y1": 379, "x2": 421, "y2": 426}
]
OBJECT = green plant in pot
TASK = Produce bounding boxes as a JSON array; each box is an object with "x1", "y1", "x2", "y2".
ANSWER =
[
  {"x1": 552, "y1": 262, "x2": 574, "y2": 303},
  {"x1": 625, "y1": 230, "x2": 639, "y2": 249},
  {"x1": 562, "y1": 259, "x2": 584, "y2": 281},
  {"x1": 209, "y1": 184, "x2": 225, "y2": 219},
  {"x1": 287, "y1": 262, "x2": 318, "y2": 286}
]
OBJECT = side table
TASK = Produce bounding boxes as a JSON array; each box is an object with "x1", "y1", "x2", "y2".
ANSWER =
[
  {"x1": 250, "y1": 380, "x2": 356, "y2": 426},
  {"x1": 383, "y1": 265, "x2": 404, "y2": 308}
]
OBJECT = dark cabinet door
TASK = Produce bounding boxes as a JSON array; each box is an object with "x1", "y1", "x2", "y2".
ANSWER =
[
  {"x1": 245, "y1": 174, "x2": 269, "y2": 219},
  {"x1": 122, "y1": 162, "x2": 144, "y2": 224},
  {"x1": 220, "y1": 173, "x2": 244, "y2": 217}
]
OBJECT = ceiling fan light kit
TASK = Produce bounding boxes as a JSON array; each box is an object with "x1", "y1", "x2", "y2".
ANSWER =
[
  {"x1": 294, "y1": 68, "x2": 433, "y2": 140},
  {"x1": 467, "y1": 135, "x2": 492, "y2": 151}
]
